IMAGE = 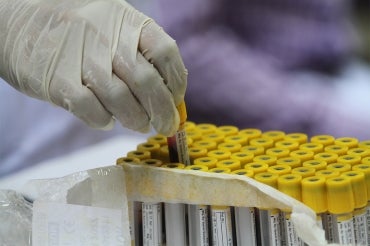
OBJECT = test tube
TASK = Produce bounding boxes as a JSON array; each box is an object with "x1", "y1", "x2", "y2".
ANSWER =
[
  {"x1": 240, "y1": 145, "x2": 265, "y2": 156},
  {"x1": 337, "y1": 154, "x2": 361, "y2": 166},
  {"x1": 334, "y1": 137, "x2": 359, "y2": 149},
  {"x1": 194, "y1": 123, "x2": 218, "y2": 134},
  {"x1": 352, "y1": 164, "x2": 370, "y2": 243},
  {"x1": 192, "y1": 140, "x2": 218, "y2": 151},
  {"x1": 289, "y1": 150, "x2": 314, "y2": 162},
  {"x1": 127, "y1": 150, "x2": 151, "y2": 160},
  {"x1": 137, "y1": 142, "x2": 161, "y2": 159},
  {"x1": 218, "y1": 142, "x2": 242, "y2": 153},
  {"x1": 224, "y1": 135, "x2": 249, "y2": 146},
  {"x1": 244, "y1": 162, "x2": 269, "y2": 175},
  {"x1": 301, "y1": 176, "x2": 328, "y2": 240},
  {"x1": 302, "y1": 160, "x2": 327, "y2": 171},
  {"x1": 276, "y1": 157, "x2": 301, "y2": 169},
  {"x1": 141, "y1": 159, "x2": 164, "y2": 246},
  {"x1": 261, "y1": 130, "x2": 286, "y2": 142},
  {"x1": 202, "y1": 132, "x2": 225, "y2": 145},
  {"x1": 185, "y1": 165, "x2": 210, "y2": 246},
  {"x1": 230, "y1": 151, "x2": 254, "y2": 166},
  {"x1": 253, "y1": 154, "x2": 277, "y2": 166},
  {"x1": 267, "y1": 164, "x2": 292, "y2": 176},
  {"x1": 207, "y1": 150, "x2": 231, "y2": 161},
  {"x1": 188, "y1": 147, "x2": 208, "y2": 164},
  {"x1": 265, "y1": 148, "x2": 290, "y2": 159},
  {"x1": 209, "y1": 168, "x2": 234, "y2": 246},
  {"x1": 314, "y1": 152, "x2": 338, "y2": 164},
  {"x1": 347, "y1": 147, "x2": 370, "y2": 159},
  {"x1": 232, "y1": 169, "x2": 257, "y2": 246},
  {"x1": 327, "y1": 163, "x2": 352, "y2": 174},
  {"x1": 324, "y1": 144, "x2": 349, "y2": 156},
  {"x1": 238, "y1": 128, "x2": 262, "y2": 140},
  {"x1": 291, "y1": 167, "x2": 316, "y2": 178},
  {"x1": 147, "y1": 134, "x2": 168, "y2": 146},
  {"x1": 299, "y1": 143, "x2": 324, "y2": 155},
  {"x1": 216, "y1": 159, "x2": 241, "y2": 171},
  {"x1": 250, "y1": 137, "x2": 274, "y2": 149},
  {"x1": 277, "y1": 173, "x2": 304, "y2": 246},
  {"x1": 341, "y1": 171, "x2": 368, "y2": 245},
  {"x1": 162, "y1": 163, "x2": 187, "y2": 246},
  {"x1": 274, "y1": 140, "x2": 300, "y2": 152},
  {"x1": 254, "y1": 172, "x2": 281, "y2": 246},
  {"x1": 326, "y1": 176, "x2": 355, "y2": 244}
]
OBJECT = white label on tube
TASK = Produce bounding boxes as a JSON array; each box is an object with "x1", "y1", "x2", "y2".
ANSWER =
[
  {"x1": 366, "y1": 206, "x2": 370, "y2": 244},
  {"x1": 32, "y1": 201, "x2": 124, "y2": 246},
  {"x1": 353, "y1": 211, "x2": 367, "y2": 245},
  {"x1": 198, "y1": 205, "x2": 209, "y2": 246},
  {"x1": 176, "y1": 130, "x2": 191, "y2": 165},
  {"x1": 211, "y1": 207, "x2": 233, "y2": 246},
  {"x1": 284, "y1": 216, "x2": 303, "y2": 246},
  {"x1": 336, "y1": 216, "x2": 354, "y2": 245},
  {"x1": 142, "y1": 202, "x2": 162, "y2": 246},
  {"x1": 235, "y1": 207, "x2": 256, "y2": 246},
  {"x1": 269, "y1": 210, "x2": 281, "y2": 246}
]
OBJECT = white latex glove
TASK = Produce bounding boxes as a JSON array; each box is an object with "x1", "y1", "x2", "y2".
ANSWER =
[{"x1": 0, "y1": 0, "x2": 187, "y2": 136}]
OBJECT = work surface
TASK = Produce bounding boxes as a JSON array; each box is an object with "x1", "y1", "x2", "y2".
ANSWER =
[{"x1": 0, "y1": 134, "x2": 148, "y2": 191}]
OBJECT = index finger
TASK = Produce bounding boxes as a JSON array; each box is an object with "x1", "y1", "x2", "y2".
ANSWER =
[{"x1": 139, "y1": 20, "x2": 187, "y2": 106}]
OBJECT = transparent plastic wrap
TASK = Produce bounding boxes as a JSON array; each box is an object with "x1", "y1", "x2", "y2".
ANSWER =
[
  {"x1": 12, "y1": 163, "x2": 334, "y2": 245},
  {"x1": 0, "y1": 190, "x2": 32, "y2": 246}
]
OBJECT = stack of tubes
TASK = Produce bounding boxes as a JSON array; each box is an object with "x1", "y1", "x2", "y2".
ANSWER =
[{"x1": 117, "y1": 120, "x2": 370, "y2": 246}]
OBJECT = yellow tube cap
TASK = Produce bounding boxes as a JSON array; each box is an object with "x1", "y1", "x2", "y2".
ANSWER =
[
  {"x1": 315, "y1": 169, "x2": 340, "y2": 180},
  {"x1": 194, "y1": 123, "x2": 217, "y2": 134},
  {"x1": 147, "y1": 134, "x2": 168, "y2": 146},
  {"x1": 352, "y1": 164, "x2": 370, "y2": 200},
  {"x1": 193, "y1": 157, "x2": 218, "y2": 169},
  {"x1": 250, "y1": 137, "x2": 274, "y2": 149},
  {"x1": 359, "y1": 140, "x2": 370, "y2": 149},
  {"x1": 238, "y1": 128, "x2": 262, "y2": 140},
  {"x1": 337, "y1": 155, "x2": 361, "y2": 166},
  {"x1": 278, "y1": 173, "x2": 302, "y2": 201},
  {"x1": 275, "y1": 140, "x2": 300, "y2": 151},
  {"x1": 291, "y1": 167, "x2": 316, "y2": 178},
  {"x1": 188, "y1": 147, "x2": 208, "y2": 161},
  {"x1": 253, "y1": 154, "x2": 277, "y2": 166},
  {"x1": 244, "y1": 162, "x2": 269, "y2": 174},
  {"x1": 192, "y1": 140, "x2": 217, "y2": 151},
  {"x1": 142, "y1": 159, "x2": 163, "y2": 167},
  {"x1": 216, "y1": 125, "x2": 239, "y2": 136},
  {"x1": 209, "y1": 167, "x2": 231, "y2": 174},
  {"x1": 218, "y1": 142, "x2": 242, "y2": 153},
  {"x1": 230, "y1": 151, "x2": 254, "y2": 165},
  {"x1": 347, "y1": 148, "x2": 370, "y2": 158},
  {"x1": 267, "y1": 164, "x2": 292, "y2": 176},
  {"x1": 207, "y1": 150, "x2": 231, "y2": 161},
  {"x1": 224, "y1": 135, "x2": 249, "y2": 146},
  {"x1": 302, "y1": 160, "x2": 327, "y2": 171},
  {"x1": 276, "y1": 157, "x2": 301, "y2": 169},
  {"x1": 116, "y1": 157, "x2": 140, "y2": 165},
  {"x1": 326, "y1": 176, "x2": 355, "y2": 214},
  {"x1": 176, "y1": 101, "x2": 187, "y2": 124},
  {"x1": 161, "y1": 163, "x2": 186, "y2": 169},
  {"x1": 284, "y1": 133, "x2": 308, "y2": 144},
  {"x1": 231, "y1": 169, "x2": 254, "y2": 178},
  {"x1": 290, "y1": 150, "x2": 314, "y2": 162},
  {"x1": 310, "y1": 135, "x2": 335, "y2": 146},
  {"x1": 216, "y1": 159, "x2": 241, "y2": 171},
  {"x1": 299, "y1": 143, "x2": 324, "y2": 154},
  {"x1": 185, "y1": 164, "x2": 209, "y2": 172},
  {"x1": 341, "y1": 171, "x2": 367, "y2": 209},
  {"x1": 314, "y1": 152, "x2": 338, "y2": 164},
  {"x1": 184, "y1": 121, "x2": 196, "y2": 131},
  {"x1": 202, "y1": 132, "x2": 225, "y2": 144},
  {"x1": 254, "y1": 172, "x2": 279, "y2": 189},
  {"x1": 327, "y1": 163, "x2": 352, "y2": 174},
  {"x1": 334, "y1": 137, "x2": 359, "y2": 148},
  {"x1": 301, "y1": 176, "x2": 327, "y2": 213},
  {"x1": 265, "y1": 147, "x2": 290, "y2": 159},
  {"x1": 240, "y1": 145, "x2": 265, "y2": 156},
  {"x1": 127, "y1": 150, "x2": 151, "y2": 160},
  {"x1": 261, "y1": 130, "x2": 286, "y2": 142}
]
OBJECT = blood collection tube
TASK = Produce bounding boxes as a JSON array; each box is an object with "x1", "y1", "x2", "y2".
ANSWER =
[
  {"x1": 341, "y1": 171, "x2": 368, "y2": 245},
  {"x1": 185, "y1": 165, "x2": 210, "y2": 246},
  {"x1": 141, "y1": 159, "x2": 164, "y2": 246},
  {"x1": 232, "y1": 169, "x2": 257, "y2": 246},
  {"x1": 315, "y1": 169, "x2": 340, "y2": 180},
  {"x1": 359, "y1": 140, "x2": 370, "y2": 149},
  {"x1": 301, "y1": 176, "x2": 328, "y2": 239},
  {"x1": 192, "y1": 140, "x2": 217, "y2": 151},
  {"x1": 207, "y1": 150, "x2": 231, "y2": 161},
  {"x1": 326, "y1": 176, "x2": 355, "y2": 244},
  {"x1": 326, "y1": 163, "x2": 352, "y2": 174},
  {"x1": 284, "y1": 133, "x2": 308, "y2": 144},
  {"x1": 161, "y1": 163, "x2": 187, "y2": 246},
  {"x1": 209, "y1": 168, "x2": 234, "y2": 246},
  {"x1": 278, "y1": 173, "x2": 304, "y2": 246},
  {"x1": 116, "y1": 156, "x2": 140, "y2": 165},
  {"x1": 352, "y1": 164, "x2": 370, "y2": 243},
  {"x1": 254, "y1": 172, "x2": 281, "y2": 246}
]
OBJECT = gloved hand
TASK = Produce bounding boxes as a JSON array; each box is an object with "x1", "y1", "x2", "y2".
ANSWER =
[{"x1": 0, "y1": 0, "x2": 187, "y2": 136}]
